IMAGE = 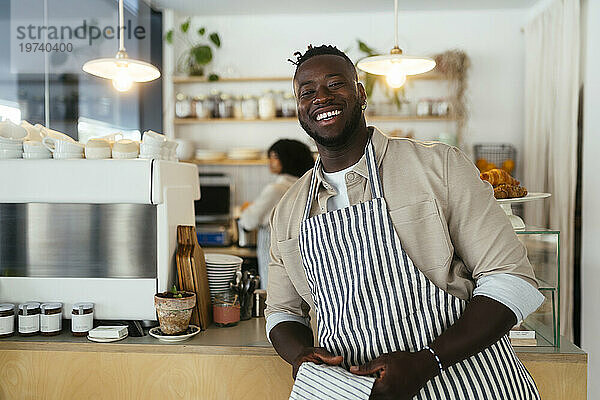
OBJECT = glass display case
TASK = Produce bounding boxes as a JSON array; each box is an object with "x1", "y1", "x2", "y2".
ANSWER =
[{"x1": 516, "y1": 227, "x2": 560, "y2": 347}]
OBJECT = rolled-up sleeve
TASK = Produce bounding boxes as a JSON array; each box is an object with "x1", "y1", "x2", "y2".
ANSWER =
[
  {"x1": 473, "y1": 273, "x2": 544, "y2": 322},
  {"x1": 264, "y1": 208, "x2": 311, "y2": 341},
  {"x1": 445, "y1": 146, "x2": 539, "y2": 289}
]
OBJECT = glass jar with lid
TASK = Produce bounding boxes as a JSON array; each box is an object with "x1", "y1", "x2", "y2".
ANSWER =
[
  {"x1": 281, "y1": 93, "x2": 297, "y2": 118},
  {"x1": 216, "y1": 94, "x2": 233, "y2": 119},
  {"x1": 193, "y1": 95, "x2": 210, "y2": 119},
  {"x1": 40, "y1": 302, "x2": 62, "y2": 336},
  {"x1": 232, "y1": 96, "x2": 244, "y2": 119},
  {"x1": 71, "y1": 302, "x2": 94, "y2": 337},
  {"x1": 175, "y1": 93, "x2": 192, "y2": 118},
  {"x1": 212, "y1": 291, "x2": 240, "y2": 327},
  {"x1": 0, "y1": 303, "x2": 15, "y2": 338},
  {"x1": 241, "y1": 95, "x2": 258, "y2": 120},
  {"x1": 258, "y1": 91, "x2": 276, "y2": 120},
  {"x1": 18, "y1": 302, "x2": 41, "y2": 336}
]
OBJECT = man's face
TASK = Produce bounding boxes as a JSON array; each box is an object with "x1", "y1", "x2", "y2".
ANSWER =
[{"x1": 294, "y1": 55, "x2": 366, "y2": 147}]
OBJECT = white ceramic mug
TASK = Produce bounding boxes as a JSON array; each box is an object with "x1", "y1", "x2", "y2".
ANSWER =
[
  {"x1": 112, "y1": 139, "x2": 139, "y2": 159},
  {"x1": 38, "y1": 125, "x2": 75, "y2": 142},
  {"x1": 42, "y1": 136, "x2": 84, "y2": 157},
  {"x1": 0, "y1": 120, "x2": 27, "y2": 140},
  {"x1": 20, "y1": 121, "x2": 44, "y2": 142},
  {"x1": 85, "y1": 138, "x2": 112, "y2": 159},
  {"x1": 142, "y1": 130, "x2": 166, "y2": 146},
  {"x1": 23, "y1": 140, "x2": 51, "y2": 159},
  {"x1": 139, "y1": 142, "x2": 162, "y2": 159}
]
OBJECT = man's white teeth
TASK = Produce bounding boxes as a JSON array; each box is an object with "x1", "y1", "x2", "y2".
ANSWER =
[{"x1": 316, "y1": 110, "x2": 341, "y2": 121}]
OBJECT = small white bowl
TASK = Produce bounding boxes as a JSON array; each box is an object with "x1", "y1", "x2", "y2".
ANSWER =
[
  {"x1": 112, "y1": 150, "x2": 139, "y2": 159},
  {"x1": 23, "y1": 152, "x2": 51, "y2": 159},
  {"x1": 53, "y1": 152, "x2": 84, "y2": 159},
  {"x1": 0, "y1": 149, "x2": 23, "y2": 159}
]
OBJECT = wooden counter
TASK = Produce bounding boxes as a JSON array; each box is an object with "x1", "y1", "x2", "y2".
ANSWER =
[{"x1": 0, "y1": 318, "x2": 586, "y2": 399}]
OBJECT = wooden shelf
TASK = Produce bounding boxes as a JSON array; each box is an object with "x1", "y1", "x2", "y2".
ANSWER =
[
  {"x1": 173, "y1": 76, "x2": 292, "y2": 83},
  {"x1": 175, "y1": 117, "x2": 297, "y2": 124},
  {"x1": 174, "y1": 116, "x2": 456, "y2": 125},
  {"x1": 172, "y1": 72, "x2": 446, "y2": 84},
  {"x1": 182, "y1": 158, "x2": 269, "y2": 166}
]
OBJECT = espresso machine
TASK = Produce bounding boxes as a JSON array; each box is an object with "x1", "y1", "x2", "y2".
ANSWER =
[{"x1": 0, "y1": 159, "x2": 200, "y2": 321}]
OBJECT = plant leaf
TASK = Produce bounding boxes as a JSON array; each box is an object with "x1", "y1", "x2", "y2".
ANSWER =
[
  {"x1": 165, "y1": 30, "x2": 173, "y2": 44},
  {"x1": 209, "y1": 33, "x2": 221, "y2": 48},
  {"x1": 180, "y1": 19, "x2": 190, "y2": 33},
  {"x1": 198, "y1": 27, "x2": 206, "y2": 36},
  {"x1": 191, "y1": 45, "x2": 213, "y2": 65},
  {"x1": 208, "y1": 73, "x2": 220, "y2": 81},
  {"x1": 357, "y1": 40, "x2": 377, "y2": 56}
]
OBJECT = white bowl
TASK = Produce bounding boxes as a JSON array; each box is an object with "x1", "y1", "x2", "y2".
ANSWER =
[
  {"x1": 23, "y1": 152, "x2": 51, "y2": 159},
  {"x1": 85, "y1": 147, "x2": 112, "y2": 159},
  {"x1": 53, "y1": 152, "x2": 84, "y2": 159},
  {"x1": 113, "y1": 139, "x2": 138, "y2": 153},
  {"x1": 205, "y1": 254, "x2": 243, "y2": 265},
  {"x1": 112, "y1": 151, "x2": 138, "y2": 159},
  {"x1": 0, "y1": 149, "x2": 23, "y2": 159}
]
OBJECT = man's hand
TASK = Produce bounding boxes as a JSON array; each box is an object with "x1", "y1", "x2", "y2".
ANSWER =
[
  {"x1": 350, "y1": 350, "x2": 438, "y2": 400},
  {"x1": 292, "y1": 347, "x2": 343, "y2": 379}
]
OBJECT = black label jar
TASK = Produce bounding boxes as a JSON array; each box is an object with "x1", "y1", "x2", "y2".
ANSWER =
[
  {"x1": 40, "y1": 302, "x2": 63, "y2": 336},
  {"x1": 71, "y1": 303, "x2": 94, "y2": 337},
  {"x1": 18, "y1": 302, "x2": 41, "y2": 336},
  {"x1": 0, "y1": 303, "x2": 15, "y2": 338}
]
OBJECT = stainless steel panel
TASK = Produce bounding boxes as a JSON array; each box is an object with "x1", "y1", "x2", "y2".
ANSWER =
[{"x1": 0, "y1": 203, "x2": 156, "y2": 278}]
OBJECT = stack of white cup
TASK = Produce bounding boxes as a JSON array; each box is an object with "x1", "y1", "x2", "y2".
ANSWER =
[
  {"x1": 140, "y1": 130, "x2": 172, "y2": 160},
  {"x1": 0, "y1": 121, "x2": 27, "y2": 159},
  {"x1": 42, "y1": 136, "x2": 85, "y2": 159},
  {"x1": 23, "y1": 140, "x2": 51, "y2": 159}
]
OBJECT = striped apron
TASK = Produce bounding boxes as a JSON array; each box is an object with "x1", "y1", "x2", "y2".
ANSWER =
[{"x1": 298, "y1": 140, "x2": 540, "y2": 399}]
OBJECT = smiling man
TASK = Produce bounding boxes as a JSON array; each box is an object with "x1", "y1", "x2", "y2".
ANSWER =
[{"x1": 266, "y1": 45, "x2": 543, "y2": 399}]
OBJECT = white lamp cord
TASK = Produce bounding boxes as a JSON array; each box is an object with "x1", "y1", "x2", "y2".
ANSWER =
[
  {"x1": 394, "y1": 0, "x2": 398, "y2": 48},
  {"x1": 118, "y1": 0, "x2": 125, "y2": 52}
]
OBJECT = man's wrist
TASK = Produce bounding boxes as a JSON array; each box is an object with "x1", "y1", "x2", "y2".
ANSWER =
[{"x1": 416, "y1": 349, "x2": 442, "y2": 380}]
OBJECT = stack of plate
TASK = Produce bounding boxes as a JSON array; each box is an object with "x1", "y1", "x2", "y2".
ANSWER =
[
  {"x1": 205, "y1": 253, "x2": 243, "y2": 296},
  {"x1": 227, "y1": 148, "x2": 262, "y2": 160}
]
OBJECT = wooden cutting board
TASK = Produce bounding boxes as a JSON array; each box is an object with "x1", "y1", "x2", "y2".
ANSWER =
[{"x1": 176, "y1": 225, "x2": 212, "y2": 330}]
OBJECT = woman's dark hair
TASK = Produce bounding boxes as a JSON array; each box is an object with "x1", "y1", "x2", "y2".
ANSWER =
[{"x1": 268, "y1": 139, "x2": 315, "y2": 178}]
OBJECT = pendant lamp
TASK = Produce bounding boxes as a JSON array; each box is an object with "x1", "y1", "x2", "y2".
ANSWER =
[
  {"x1": 82, "y1": 0, "x2": 160, "y2": 92},
  {"x1": 357, "y1": 0, "x2": 435, "y2": 88}
]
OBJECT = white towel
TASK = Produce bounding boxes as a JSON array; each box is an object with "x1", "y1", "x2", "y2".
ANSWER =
[{"x1": 289, "y1": 362, "x2": 375, "y2": 400}]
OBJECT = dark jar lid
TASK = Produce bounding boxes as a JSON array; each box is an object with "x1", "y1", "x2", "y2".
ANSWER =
[
  {"x1": 18, "y1": 302, "x2": 41, "y2": 315},
  {"x1": 41, "y1": 302, "x2": 63, "y2": 314},
  {"x1": 72, "y1": 302, "x2": 94, "y2": 315}
]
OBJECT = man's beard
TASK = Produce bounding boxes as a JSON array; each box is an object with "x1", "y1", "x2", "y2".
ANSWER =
[{"x1": 299, "y1": 101, "x2": 362, "y2": 148}]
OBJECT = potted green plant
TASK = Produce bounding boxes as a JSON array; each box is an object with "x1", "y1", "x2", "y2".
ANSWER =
[
  {"x1": 356, "y1": 39, "x2": 405, "y2": 110},
  {"x1": 154, "y1": 285, "x2": 196, "y2": 335},
  {"x1": 165, "y1": 18, "x2": 221, "y2": 79}
]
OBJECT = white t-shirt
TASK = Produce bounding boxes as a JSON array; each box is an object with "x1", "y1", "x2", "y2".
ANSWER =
[{"x1": 322, "y1": 162, "x2": 358, "y2": 211}]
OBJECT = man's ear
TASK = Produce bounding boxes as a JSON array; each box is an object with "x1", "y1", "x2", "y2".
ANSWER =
[{"x1": 357, "y1": 82, "x2": 367, "y2": 105}]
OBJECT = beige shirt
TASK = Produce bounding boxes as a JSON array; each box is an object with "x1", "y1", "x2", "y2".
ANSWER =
[{"x1": 265, "y1": 128, "x2": 537, "y2": 322}]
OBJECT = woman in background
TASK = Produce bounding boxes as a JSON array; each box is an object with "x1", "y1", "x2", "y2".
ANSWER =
[{"x1": 238, "y1": 139, "x2": 314, "y2": 288}]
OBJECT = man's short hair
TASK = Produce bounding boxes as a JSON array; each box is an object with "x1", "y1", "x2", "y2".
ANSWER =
[{"x1": 289, "y1": 44, "x2": 357, "y2": 79}]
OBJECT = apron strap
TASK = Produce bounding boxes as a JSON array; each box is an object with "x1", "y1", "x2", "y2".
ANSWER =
[
  {"x1": 302, "y1": 156, "x2": 321, "y2": 221},
  {"x1": 302, "y1": 137, "x2": 383, "y2": 221}
]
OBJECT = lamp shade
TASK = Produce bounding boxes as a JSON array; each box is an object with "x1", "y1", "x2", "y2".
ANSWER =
[
  {"x1": 82, "y1": 58, "x2": 161, "y2": 82},
  {"x1": 357, "y1": 54, "x2": 436, "y2": 76}
]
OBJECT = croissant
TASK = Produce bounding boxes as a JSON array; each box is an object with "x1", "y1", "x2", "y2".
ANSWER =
[
  {"x1": 494, "y1": 184, "x2": 528, "y2": 199},
  {"x1": 480, "y1": 168, "x2": 520, "y2": 187}
]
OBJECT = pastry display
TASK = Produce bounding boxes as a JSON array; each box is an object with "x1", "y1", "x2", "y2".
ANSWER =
[
  {"x1": 493, "y1": 184, "x2": 528, "y2": 199},
  {"x1": 480, "y1": 168, "x2": 528, "y2": 199},
  {"x1": 480, "y1": 168, "x2": 520, "y2": 187}
]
